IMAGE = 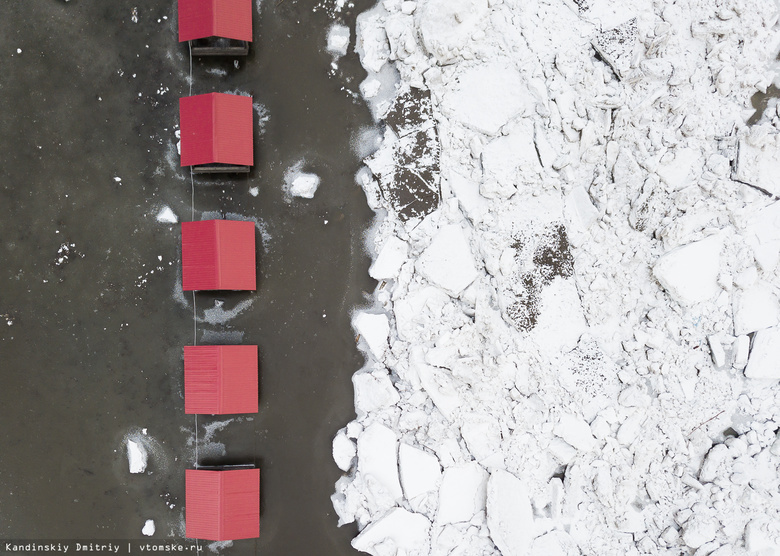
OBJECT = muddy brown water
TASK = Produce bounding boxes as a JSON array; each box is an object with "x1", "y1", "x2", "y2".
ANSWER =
[{"x1": 0, "y1": 1, "x2": 377, "y2": 554}]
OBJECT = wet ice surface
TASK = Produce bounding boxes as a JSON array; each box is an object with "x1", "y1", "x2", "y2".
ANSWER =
[
  {"x1": 334, "y1": 0, "x2": 780, "y2": 555},
  {"x1": 0, "y1": 1, "x2": 376, "y2": 554}
]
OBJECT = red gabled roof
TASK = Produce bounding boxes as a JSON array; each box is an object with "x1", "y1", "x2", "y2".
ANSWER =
[
  {"x1": 184, "y1": 345, "x2": 258, "y2": 414},
  {"x1": 182, "y1": 220, "x2": 256, "y2": 291},
  {"x1": 178, "y1": 0, "x2": 253, "y2": 42},
  {"x1": 179, "y1": 93, "x2": 254, "y2": 167},
  {"x1": 186, "y1": 468, "x2": 260, "y2": 541}
]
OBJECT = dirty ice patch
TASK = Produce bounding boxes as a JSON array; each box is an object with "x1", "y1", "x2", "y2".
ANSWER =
[
  {"x1": 440, "y1": 60, "x2": 531, "y2": 136},
  {"x1": 327, "y1": 23, "x2": 351, "y2": 58}
]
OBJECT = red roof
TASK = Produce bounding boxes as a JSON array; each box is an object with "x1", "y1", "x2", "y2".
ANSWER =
[
  {"x1": 184, "y1": 345, "x2": 258, "y2": 414},
  {"x1": 182, "y1": 220, "x2": 256, "y2": 291},
  {"x1": 179, "y1": 93, "x2": 254, "y2": 167},
  {"x1": 186, "y1": 468, "x2": 260, "y2": 541},
  {"x1": 178, "y1": 0, "x2": 253, "y2": 42}
]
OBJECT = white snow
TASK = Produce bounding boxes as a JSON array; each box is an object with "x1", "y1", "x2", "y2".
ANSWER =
[
  {"x1": 652, "y1": 235, "x2": 723, "y2": 305},
  {"x1": 142, "y1": 519, "x2": 155, "y2": 536},
  {"x1": 415, "y1": 224, "x2": 477, "y2": 296},
  {"x1": 486, "y1": 470, "x2": 534, "y2": 556},
  {"x1": 126, "y1": 439, "x2": 147, "y2": 474},
  {"x1": 327, "y1": 24, "x2": 351, "y2": 58},
  {"x1": 744, "y1": 326, "x2": 780, "y2": 380},
  {"x1": 156, "y1": 206, "x2": 178, "y2": 224}
]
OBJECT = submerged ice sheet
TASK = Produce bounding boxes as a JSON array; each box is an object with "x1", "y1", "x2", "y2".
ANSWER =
[{"x1": 334, "y1": 0, "x2": 780, "y2": 554}]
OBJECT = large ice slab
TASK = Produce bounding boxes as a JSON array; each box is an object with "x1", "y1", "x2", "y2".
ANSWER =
[
  {"x1": 352, "y1": 508, "x2": 431, "y2": 556},
  {"x1": 436, "y1": 463, "x2": 488, "y2": 524},
  {"x1": 357, "y1": 423, "x2": 403, "y2": 501},
  {"x1": 733, "y1": 284, "x2": 780, "y2": 335},
  {"x1": 744, "y1": 326, "x2": 780, "y2": 380},
  {"x1": 399, "y1": 443, "x2": 442, "y2": 500},
  {"x1": 441, "y1": 60, "x2": 531, "y2": 136},
  {"x1": 369, "y1": 236, "x2": 409, "y2": 280},
  {"x1": 652, "y1": 235, "x2": 722, "y2": 305},
  {"x1": 733, "y1": 131, "x2": 780, "y2": 197},
  {"x1": 486, "y1": 469, "x2": 534, "y2": 556},
  {"x1": 416, "y1": 224, "x2": 478, "y2": 296}
]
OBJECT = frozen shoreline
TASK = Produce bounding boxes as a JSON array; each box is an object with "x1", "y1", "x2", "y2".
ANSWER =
[{"x1": 333, "y1": 0, "x2": 780, "y2": 554}]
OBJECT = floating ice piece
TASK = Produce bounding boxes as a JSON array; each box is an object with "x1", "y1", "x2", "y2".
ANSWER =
[
  {"x1": 565, "y1": 186, "x2": 599, "y2": 230},
  {"x1": 369, "y1": 236, "x2": 408, "y2": 280},
  {"x1": 142, "y1": 519, "x2": 155, "y2": 536},
  {"x1": 591, "y1": 18, "x2": 638, "y2": 80},
  {"x1": 531, "y1": 531, "x2": 579, "y2": 556},
  {"x1": 441, "y1": 60, "x2": 530, "y2": 136},
  {"x1": 352, "y1": 508, "x2": 431, "y2": 556},
  {"x1": 733, "y1": 284, "x2": 779, "y2": 335},
  {"x1": 414, "y1": 360, "x2": 461, "y2": 421},
  {"x1": 290, "y1": 173, "x2": 321, "y2": 199},
  {"x1": 733, "y1": 132, "x2": 780, "y2": 197},
  {"x1": 656, "y1": 148, "x2": 699, "y2": 190},
  {"x1": 357, "y1": 423, "x2": 403, "y2": 501},
  {"x1": 416, "y1": 225, "x2": 478, "y2": 296},
  {"x1": 481, "y1": 120, "x2": 541, "y2": 199},
  {"x1": 127, "y1": 439, "x2": 148, "y2": 474},
  {"x1": 353, "y1": 369, "x2": 401, "y2": 416},
  {"x1": 399, "y1": 444, "x2": 441, "y2": 500},
  {"x1": 394, "y1": 286, "x2": 450, "y2": 342},
  {"x1": 417, "y1": 0, "x2": 488, "y2": 65},
  {"x1": 355, "y1": 6, "x2": 391, "y2": 73},
  {"x1": 744, "y1": 326, "x2": 780, "y2": 380},
  {"x1": 553, "y1": 413, "x2": 596, "y2": 452},
  {"x1": 652, "y1": 235, "x2": 722, "y2": 305},
  {"x1": 156, "y1": 206, "x2": 178, "y2": 224},
  {"x1": 486, "y1": 469, "x2": 534, "y2": 556},
  {"x1": 333, "y1": 429, "x2": 357, "y2": 472},
  {"x1": 353, "y1": 312, "x2": 390, "y2": 358},
  {"x1": 437, "y1": 463, "x2": 488, "y2": 524},
  {"x1": 327, "y1": 23, "x2": 351, "y2": 58}
]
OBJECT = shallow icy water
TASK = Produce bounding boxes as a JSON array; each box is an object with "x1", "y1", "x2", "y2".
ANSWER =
[{"x1": 0, "y1": 1, "x2": 374, "y2": 554}]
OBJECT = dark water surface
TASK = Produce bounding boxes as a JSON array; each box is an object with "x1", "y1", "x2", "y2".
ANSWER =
[{"x1": 0, "y1": 1, "x2": 375, "y2": 554}]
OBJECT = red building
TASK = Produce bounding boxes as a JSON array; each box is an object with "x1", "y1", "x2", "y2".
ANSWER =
[
  {"x1": 184, "y1": 345, "x2": 258, "y2": 414},
  {"x1": 181, "y1": 220, "x2": 256, "y2": 291},
  {"x1": 178, "y1": 0, "x2": 253, "y2": 43},
  {"x1": 186, "y1": 468, "x2": 260, "y2": 541},
  {"x1": 179, "y1": 93, "x2": 253, "y2": 171}
]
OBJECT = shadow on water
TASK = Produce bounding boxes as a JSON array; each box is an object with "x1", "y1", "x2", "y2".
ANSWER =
[{"x1": 0, "y1": 1, "x2": 377, "y2": 554}]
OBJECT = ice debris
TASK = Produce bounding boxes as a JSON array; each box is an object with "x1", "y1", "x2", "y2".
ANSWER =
[{"x1": 126, "y1": 439, "x2": 147, "y2": 474}]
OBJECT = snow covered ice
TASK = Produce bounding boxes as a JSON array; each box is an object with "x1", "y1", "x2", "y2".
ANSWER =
[{"x1": 332, "y1": 0, "x2": 780, "y2": 554}]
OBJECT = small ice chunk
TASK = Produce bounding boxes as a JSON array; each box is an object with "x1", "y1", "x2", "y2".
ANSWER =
[
  {"x1": 591, "y1": 18, "x2": 638, "y2": 81},
  {"x1": 357, "y1": 423, "x2": 403, "y2": 501},
  {"x1": 708, "y1": 335, "x2": 726, "y2": 368},
  {"x1": 113, "y1": 176, "x2": 122, "y2": 182},
  {"x1": 142, "y1": 519, "x2": 155, "y2": 536},
  {"x1": 416, "y1": 224, "x2": 478, "y2": 296},
  {"x1": 733, "y1": 132, "x2": 780, "y2": 196},
  {"x1": 399, "y1": 444, "x2": 441, "y2": 500},
  {"x1": 699, "y1": 444, "x2": 729, "y2": 483},
  {"x1": 744, "y1": 326, "x2": 780, "y2": 380},
  {"x1": 486, "y1": 469, "x2": 534, "y2": 556},
  {"x1": 652, "y1": 235, "x2": 722, "y2": 305},
  {"x1": 733, "y1": 284, "x2": 780, "y2": 335},
  {"x1": 352, "y1": 508, "x2": 430, "y2": 556},
  {"x1": 565, "y1": 186, "x2": 599, "y2": 229},
  {"x1": 333, "y1": 430, "x2": 357, "y2": 472},
  {"x1": 733, "y1": 335, "x2": 750, "y2": 370},
  {"x1": 353, "y1": 369, "x2": 400, "y2": 415},
  {"x1": 156, "y1": 206, "x2": 178, "y2": 224},
  {"x1": 436, "y1": 463, "x2": 488, "y2": 524},
  {"x1": 353, "y1": 312, "x2": 390, "y2": 358},
  {"x1": 327, "y1": 23, "x2": 351, "y2": 58},
  {"x1": 127, "y1": 439, "x2": 148, "y2": 473},
  {"x1": 682, "y1": 515, "x2": 719, "y2": 549},
  {"x1": 441, "y1": 60, "x2": 531, "y2": 136},
  {"x1": 369, "y1": 236, "x2": 408, "y2": 280},
  {"x1": 16, "y1": 48, "x2": 22, "y2": 54},
  {"x1": 249, "y1": 187, "x2": 259, "y2": 197},
  {"x1": 553, "y1": 413, "x2": 596, "y2": 452},
  {"x1": 290, "y1": 173, "x2": 321, "y2": 199}
]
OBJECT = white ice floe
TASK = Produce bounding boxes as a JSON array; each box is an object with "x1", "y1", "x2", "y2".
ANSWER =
[
  {"x1": 436, "y1": 462, "x2": 488, "y2": 525},
  {"x1": 353, "y1": 312, "x2": 390, "y2": 358},
  {"x1": 353, "y1": 368, "x2": 400, "y2": 416},
  {"x1": 127, "y1": 439, "x2": 148, "y2": 474},
  {"x1": 156, "y1": 206, "x2": 178, "y2": 224},
  {"x1": 744, "y1": 326, "x2": 780, "y2": 380},
  {"x1": 415, "y1": 224, "x2": 477, "y2": 296},
  {"x1": 732, "y1": 283, "x2": 780, "y2": 335},
  {"x1": 352, "y1": 508, "x2": 431, "y2": 556},
  {"x1": 368, "y1": 236, "x2": 408, "y2": 280},
  {"x1": 289, "y1": 173, "x2": 321, "y2": 199},
  {"x1": 652, "y1": 235, "x2": 722, "y2": 305},
  {"x1": 357, "y1": 423, "x2": 403, "y2": 501},
  {"x1": 486, "y1": 469, "x2": 534, "y2": 556},
  {"x1": 733, "y1": 128, "x2": 780, "y2": 196},
  {"x1": 327, "y1": 23, "x2": 351, "y2": 58},
  {"x1": 333, "y1": 429, "x2": 357, "y2": 472},
  {"x1": 142, "y1": 520, "x2": 155, "y2": 536},
  {"x1": 398, "y1": 444, "x2": 441, "y2": 501}
]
